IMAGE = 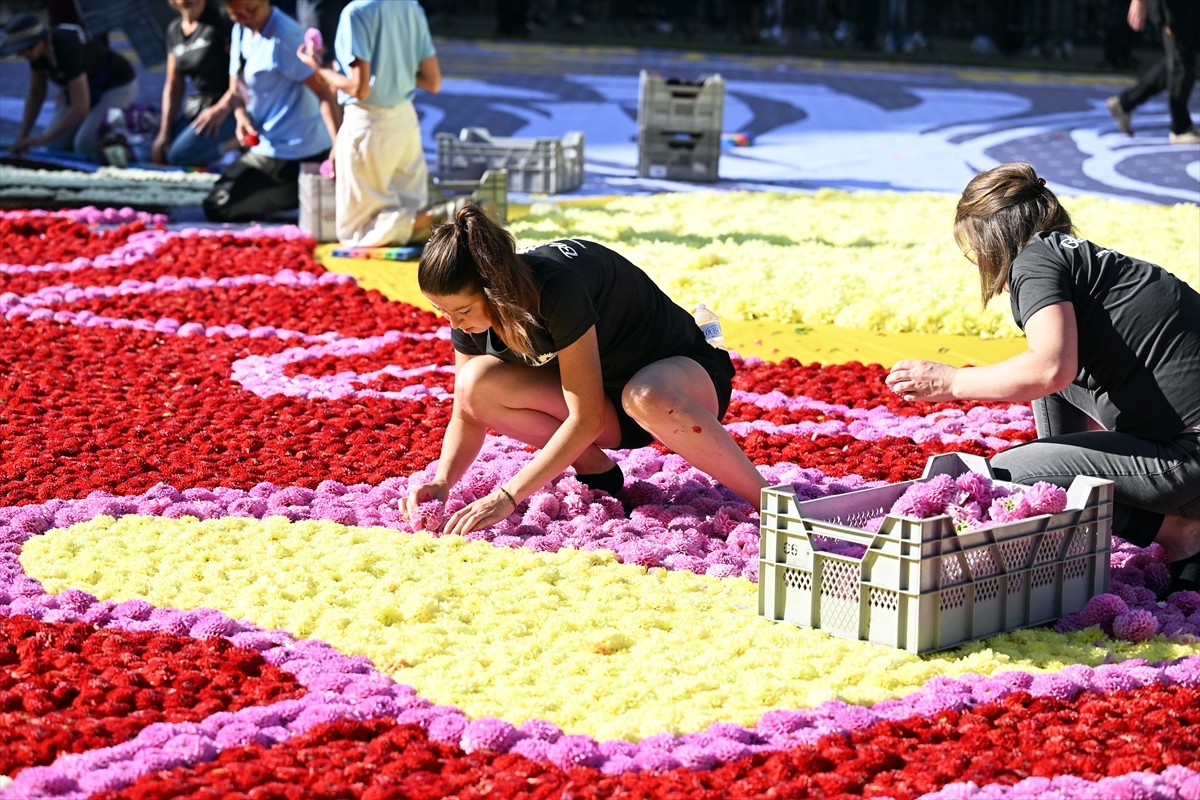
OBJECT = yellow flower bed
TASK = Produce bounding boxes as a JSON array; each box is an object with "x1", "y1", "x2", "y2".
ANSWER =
[
  {"x1": 511, "y1": 191, "x2": 1199, "y2": 338},
  {"x1": 25, "y1": 514, "x2": 1193, "y2": 741}
]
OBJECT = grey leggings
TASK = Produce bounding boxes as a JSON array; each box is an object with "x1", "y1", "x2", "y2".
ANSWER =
[{"x1": 990, "y1": 387, "x2": 1200, "y2": 547}]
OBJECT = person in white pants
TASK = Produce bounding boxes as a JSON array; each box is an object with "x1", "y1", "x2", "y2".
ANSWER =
[{"x1": 298, "y1": 0, "x2": 456, "y2": 246}]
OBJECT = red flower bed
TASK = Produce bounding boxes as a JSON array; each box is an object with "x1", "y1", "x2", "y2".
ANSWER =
[
  {"x1": 0, "y1": 320, "x2": 447, "y2": 505},
  {"x1": 0, "y1": 615, "x2": 305, "y2": 777},
  {"x1": 0, "y1": 217, "x2": 147, "y2": 266},
  {"x1": 92, "y1": 683, "x2": 1200, "y2": 800},
  {"x1": 54, "y1": 282, "x2": 427, "y2": 339}
]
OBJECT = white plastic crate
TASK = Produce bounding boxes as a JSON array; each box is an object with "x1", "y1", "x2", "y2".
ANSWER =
[
  {"x1": 298, "y1": 163, "x2": 336, "y2": 242},
  {"x1": 427, "y1": 167, "x2": 509, "y2": 223},
  {"x1": 435, "y1": 128, "x2": 584, "y2": 194},
  {"x1": 299, "y1": 165, "x2": 511, "y2": 243},
  {"x1": 637, "y1": 71, "x2": 725, "y2": 135},
  {"x1": 637, "y1": 129, "x2": 721, "y2": 182},
  {"x1": 758, "y1": 453, "x2": 1113, "y2": 654}
]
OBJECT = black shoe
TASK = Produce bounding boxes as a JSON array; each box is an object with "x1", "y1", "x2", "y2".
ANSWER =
[{"x1": 1168, "y1": 550, "x2": 1200, "y2": 594}]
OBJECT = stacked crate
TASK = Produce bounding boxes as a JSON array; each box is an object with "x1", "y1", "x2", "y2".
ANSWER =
[{"x1": 637, "y1": 71, "x2": 725, "y2": 182}]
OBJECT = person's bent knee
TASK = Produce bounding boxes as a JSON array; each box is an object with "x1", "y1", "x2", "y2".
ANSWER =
[
  {"x1": 988, "y1": 446, "x2": 1033, "y2": 484},
  {"x1": 453, "y1": 357, "x2": 506, "y2": 419}
]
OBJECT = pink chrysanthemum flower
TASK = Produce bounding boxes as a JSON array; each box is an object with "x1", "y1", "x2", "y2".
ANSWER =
[
  {"x1": 1112, "y1": 608, "x2": 1159, "y2": 642},
  {"x1": 1079, "y1": 592, "x2": 1130, "y2": 628},
  {"x1": 462, "y1": 718, "x2": 518, "y2": 752},
  {"x1": 890, "y1": 473, "x2": 956, "y2": 519},
  {"x1": 1021, "y1": 481, "x2": 1068, "y2": 515},
  {"x1": 955, "y1": 471, "x2": 997, "y2": 506}
]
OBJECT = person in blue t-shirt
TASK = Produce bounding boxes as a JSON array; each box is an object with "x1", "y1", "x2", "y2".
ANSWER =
[
  {"x1": 297, "y1": 0, "x2": 449, "y2": 246},
  {"x1": 202, "y1": 0, "x2": 341, "y2": 223}
]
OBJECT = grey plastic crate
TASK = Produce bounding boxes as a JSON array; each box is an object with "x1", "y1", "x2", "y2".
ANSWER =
[
  {"x1": 299, "y1": 165, "x2": 510, "y2": 243},
  {"x1": 758, "y1": 452, "x2": 1113, "y2": 654},
  {"x1": 427, "y1": 167, "x2": 508, "y2": 223},
  {"x1": 637, "y1": 71, "x2": 725, "y2": 135},
  {"x1": 435, "y1": 128, "x2": 584, "y2": 194},
  {"x1": 637, "y1": 130, "x2": 721, "y2": 182},
  {"x1": 298, "y1": 163, "x2": 336, "y2": 243}
]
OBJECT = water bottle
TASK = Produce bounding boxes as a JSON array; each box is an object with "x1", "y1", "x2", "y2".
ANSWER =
[{"x1": 693, "y1": 303, "x2": 725, "y2": 349}]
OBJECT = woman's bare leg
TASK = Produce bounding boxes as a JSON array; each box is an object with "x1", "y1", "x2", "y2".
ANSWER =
[
  {"x1": 621, "y1": 357, "x2": 768, "y2": 507},
  {"x1": 456, "y1": 356, "x2": 622, "y2": 474}
]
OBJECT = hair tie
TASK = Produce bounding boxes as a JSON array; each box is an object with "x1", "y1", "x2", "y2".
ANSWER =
[{"x1": 1038, "y1": 178, "x2": 1046, "y2": 187}]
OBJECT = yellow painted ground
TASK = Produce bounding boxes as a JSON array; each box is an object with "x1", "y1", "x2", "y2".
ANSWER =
[{"x1": 316, "y1": 208, "x2": 1025, "y2": 368}]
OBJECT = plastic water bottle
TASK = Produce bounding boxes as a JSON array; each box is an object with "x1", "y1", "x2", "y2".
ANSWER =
[{"x1": 693, "y1": 303, "x2": 725, "y2": 349}]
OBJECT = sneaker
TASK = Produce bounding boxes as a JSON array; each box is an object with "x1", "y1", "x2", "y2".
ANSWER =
[
  {"x1": 1106, "y1": 96, "x2": 1133, "y2": 136},
  {"x1": 1168, "y1": 129, "x2": 1200, "y2": 145}
]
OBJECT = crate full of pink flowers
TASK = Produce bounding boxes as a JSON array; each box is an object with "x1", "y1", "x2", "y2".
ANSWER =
[{"x1": 758, "y1": 452, "x2": 1113, "y2": 653}]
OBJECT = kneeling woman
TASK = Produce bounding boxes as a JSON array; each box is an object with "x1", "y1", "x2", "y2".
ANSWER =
[{"x1": 404, "y1": 203, "x2": 769, "y2": 536}]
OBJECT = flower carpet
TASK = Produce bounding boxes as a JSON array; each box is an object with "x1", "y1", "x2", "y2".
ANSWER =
[{"x1": 1, "y1": 197, "x2": 1199, "y2": 799}]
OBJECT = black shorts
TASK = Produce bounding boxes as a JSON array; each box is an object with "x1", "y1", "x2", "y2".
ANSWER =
[{"x1": 607, "y1": 340, "x2": 736, "y2": 449}]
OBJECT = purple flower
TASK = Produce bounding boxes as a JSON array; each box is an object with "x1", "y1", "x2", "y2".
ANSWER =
[
  {"x1": 548, "y1": 734, "x2": 603, "y2": 770},
  {"x1": 461, "y1": 718, "x2": 518, "y2": 752},
  {"x1": 518, "y1": 718, "x2": 563, "y2": 742},
  {"x1": 1111, "y1": 608, "x2": 1159, "y2": 642}
]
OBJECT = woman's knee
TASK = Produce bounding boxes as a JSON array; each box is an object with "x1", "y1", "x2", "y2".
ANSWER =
[
  {"x1": 621, "y1": 381, "x2": 683, "y2": 427},
  {"x1": 453, "y1": 358, "x2": 514, "y2": 420}
]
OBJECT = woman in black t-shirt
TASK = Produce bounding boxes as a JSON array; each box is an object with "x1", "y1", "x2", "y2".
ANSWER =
[
  {"x1": 152, "y1": 0, "x2": 237, "y2": 166},
  {"x1": 2, "y1": 13, "x2": 138, "y2": 158},
  {"x1": 403, "y1": 202, "x2": 769, "y2": 536},
  {"x1": 886, "y1": 162, "x2": 1200, "y2": 593}
]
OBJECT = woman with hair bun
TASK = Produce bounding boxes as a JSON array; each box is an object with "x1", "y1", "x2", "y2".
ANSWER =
[
  {"x1": 404, "y1": 203, "x2": 769, "y2": 537},
  {"x1": 886, "y1": 162, "x2": 1200, "y2": 593}
]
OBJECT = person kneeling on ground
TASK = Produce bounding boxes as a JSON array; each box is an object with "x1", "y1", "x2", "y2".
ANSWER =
[
  {"x1": 403, "y1": 203, "x2": 769, "y2": 536},
  {"x1": 297, "y1": 0, "x2": 456, "y2": 245},
  {"x1": 202, "y1": 0, "x2": 340, "y2": 223},
  {"x1": 886, "y1": 161, "x2": 1200, "y2": 593},
  {"x1": 2, "y1": 12, "x2": 138, "y2": 159}
]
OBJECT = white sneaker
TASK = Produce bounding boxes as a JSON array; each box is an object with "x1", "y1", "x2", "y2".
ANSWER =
[{"x1": 1168, "y1": 129, "x2": 1200, "y2": 145}]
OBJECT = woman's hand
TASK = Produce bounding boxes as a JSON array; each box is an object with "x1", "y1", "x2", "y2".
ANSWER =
[
  {"x1": 150, "y1": 132, "x2": 170, "y2": 164},
  {"x1": 886, "y1": 359, "x2": 957, "y2": 402},
  {"x1": 404, "y1": 480, "x2": 448, "y2": 523},
  {"x1": 192, "y1": 104, "x2": 230, "y2": 137},
  {"x1": 442, "y1": 490, "x2": 516, "y2": 537},
  {"x1": 234, "y1": 116, "x2": 259, "y2": 148}
]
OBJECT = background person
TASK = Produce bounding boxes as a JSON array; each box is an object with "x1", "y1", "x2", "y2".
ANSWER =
[
  {"x1": 1105, "y1": 0, "x2": 1199, "y2": 144},
  {"x1": 886, "y1": 162, "x2": 1200, "y2": 592},
  {"x1": 202, "y1": 0, "x2": 340, "y2": 223},
  {"x1": 297, "y1": 0, "x2": 452, "y2": 246},
  {"x1": 404, "y1": 203, "x2": 770, "y2": 537},
  {"x1": 1, "y1": 13, "x2": 138, "y2": 158},
  {"x1": 152, "y1": 0, "x2": 238, "y2": 167}
]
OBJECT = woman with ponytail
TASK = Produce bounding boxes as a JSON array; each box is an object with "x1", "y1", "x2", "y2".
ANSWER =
[
  {"x1": 886, "y1": 162, "x2": 1200, "y2": 593},
  {"x1": 404, "y1": 203, "x2": 769, "y2": 536}
]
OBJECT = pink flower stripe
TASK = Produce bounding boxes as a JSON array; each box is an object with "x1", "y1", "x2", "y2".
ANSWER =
[
  {"x1": 231, "y1": 330, "x2": 454, "y2": 401},
  {"x1": 914, "y1": 767, "x2": 1200, "y2": 800},
  {"x1": 0, "y1": 223, "x2": 308, "y2": 275}
]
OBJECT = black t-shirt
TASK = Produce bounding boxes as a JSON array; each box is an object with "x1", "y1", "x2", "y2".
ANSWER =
[
  {"x1": 450, "y1": 239, "x2": 704, "y2": 395},
  {"x1": 1009, "y1": 231, "x2": 1200, "y2": 439},
  {"x1": 30, "y1": 26, "x2": 135, "y2": 100},
  {"x1": 165, "y1": 2, "x2": 233, "y2": 106}
]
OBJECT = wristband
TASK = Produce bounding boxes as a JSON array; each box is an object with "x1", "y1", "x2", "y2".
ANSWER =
[{"x1": 498, "y1": 486, "x2": 518, "y2": 510}]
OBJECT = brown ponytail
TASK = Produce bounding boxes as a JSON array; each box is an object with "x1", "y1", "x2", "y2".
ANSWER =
[
  {"x1": 417, "y1": 202, "x2": 544, "y2": 362},
  {"x1": 953, "y1": 162, "x2": 1074, "y2": 306}
]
